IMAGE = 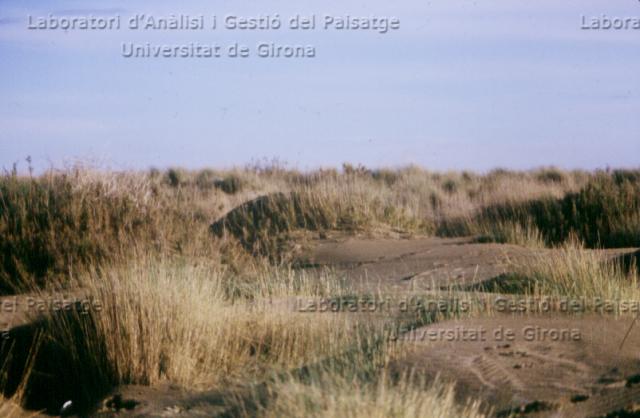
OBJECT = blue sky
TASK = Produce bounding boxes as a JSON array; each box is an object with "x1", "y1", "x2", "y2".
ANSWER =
[{"x1": 1, "y1": 0, "x2": 639, "y2": 172}]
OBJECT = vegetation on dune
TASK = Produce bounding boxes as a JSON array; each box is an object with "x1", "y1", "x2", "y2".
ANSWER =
[
  {"x1": 1, "y1": 165, "x2": 639, "y2": 293},
  {"x1": 210, "y1": 188, "x2": 424, "y2": 259},
  {"x1": 0, "y1": 172, "x2": 155, "y2": 293},
  {"x1": 513, "y1": 239, "x2": 640, "y2": 304},
  {"x1": 245, "y1": 371, "x2": 485, "y2": 418},
  {"x1": 1, "y1": 163, "x2": 639, "y2": 416},
  {"x1": 470, "y1": 171, "x2": 640, "y2": 248},
  {"x1": 0, "y1": 167, "x2": 256, "y2": 294},
  {"x1": 1, "y1": 256, "x2": 427, "y2": 414}
]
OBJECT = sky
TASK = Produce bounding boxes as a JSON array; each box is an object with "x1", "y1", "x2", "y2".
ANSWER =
[{"x1": 1, "y1": 0, "x2": 639, "y2": 173}]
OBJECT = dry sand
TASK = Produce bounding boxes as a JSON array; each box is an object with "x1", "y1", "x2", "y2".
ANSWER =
[
  {"x1": 392, "y1": 315, "x2": 640, "y2": 417},
  {"x1": 299, "y1": 235, "x2": 635, "y2": 292}
]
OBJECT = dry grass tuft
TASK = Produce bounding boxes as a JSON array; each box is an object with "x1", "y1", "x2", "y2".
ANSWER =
[
  {"x1": 251, "y1": 372, "x2": 485, "y2": 418},
  {"x1": 473, "y1": 219, "x2": 546, "y2": 248},
  {"x1": 514, "y1": 238, "x2": 640, "y2": 306},
  {"x1": 50, "y1": 258, "x2": 360, "y2": 389}
]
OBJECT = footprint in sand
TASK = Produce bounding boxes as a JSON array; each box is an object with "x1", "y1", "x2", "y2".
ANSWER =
[{"x1": 468, "y1": 354, "x2": 525, "y2": 391}]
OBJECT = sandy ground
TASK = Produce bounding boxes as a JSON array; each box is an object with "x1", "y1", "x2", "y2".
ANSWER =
[
  {"x1": 299, "y1": 236, "x2": 532, "y2": 291},
  {"x1": 90, "y1": 384, "x2": 231, "y2": 417},
  {"x1": 299, "y1": 235, "x2": 634, "y2": 292},
  {"x1": 392, "y1": 314, "x2": 640, "y2": 417}
]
